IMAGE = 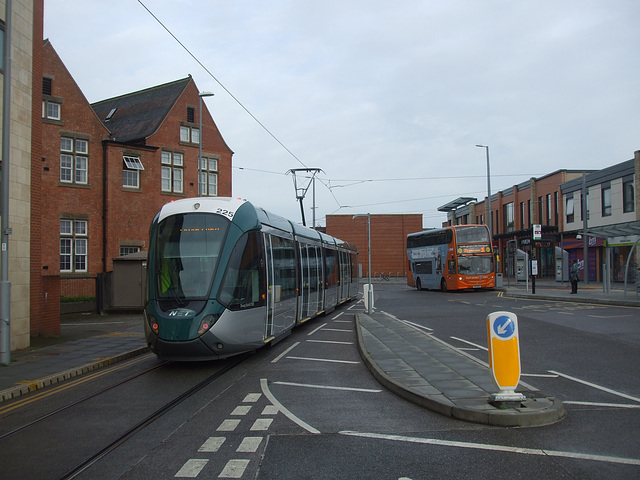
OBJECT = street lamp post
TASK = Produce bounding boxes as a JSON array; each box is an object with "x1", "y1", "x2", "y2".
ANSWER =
[
  {"x1": 198, "y1": 92, "x2": 214, "y2": 197},
  {"x1": 476, "y1": 145, "x2": 492, "y2": 236}
]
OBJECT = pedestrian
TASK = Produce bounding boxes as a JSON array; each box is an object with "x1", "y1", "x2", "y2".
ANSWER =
[{"x1": 570, "y1": 260, "x2": 580, "y2": 294}]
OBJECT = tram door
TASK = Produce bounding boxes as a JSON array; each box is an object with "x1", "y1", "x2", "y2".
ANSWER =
[
  {"x1": 263, "y1": 234, "x2": 275, "y2": 339},
  {"x1": 298, "y1": 244, "x2": 309, "y2": 321},
  {"x1": 308, "y1": 245, "x2": 321, "y2": 315},
  {"x1": 299, "y1": 243, "x2": 321, "y2": 320}
]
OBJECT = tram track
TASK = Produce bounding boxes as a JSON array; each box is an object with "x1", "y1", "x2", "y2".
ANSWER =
[
  {"x1": 55, "y1": 353, "x2": 249, "y2": 480},
  {"x1": 0, "y1": 357, "x2": 170, "y2": 440},
  {"x1": 0, "y1": 350, "x2": 250, "y2": 480}
]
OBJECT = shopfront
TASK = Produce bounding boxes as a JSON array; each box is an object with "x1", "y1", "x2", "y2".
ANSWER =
[{"x1": 560, "y1": 236, "x2": 605, "y2": 282}]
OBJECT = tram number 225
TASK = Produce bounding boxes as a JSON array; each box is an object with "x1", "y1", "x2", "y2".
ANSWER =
[{"x1": 216, "y1": 208, "x2": 234, "y2": 219}]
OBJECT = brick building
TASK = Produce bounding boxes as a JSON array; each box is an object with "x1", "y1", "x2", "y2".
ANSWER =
[
  {"x1": 441, "y1": 170, "x2": 587, "y2": 279},
  {"x1": 30, "y1": 38, "x2": 233, "y2": 337},
  {"x1": 440, "y1": 156, "x2": 640, "y2": 283},
  {"x1": 326, "y1": 214, "x2": 422, "y2": 279}
]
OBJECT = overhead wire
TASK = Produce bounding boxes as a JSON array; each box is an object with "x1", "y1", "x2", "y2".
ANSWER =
[
  {"x1": 137, "y1": 0, "x2": 350, "y2": 212},
  {"x1": 137, "y1": 1, "x2": 539, "y2": 223},
  {"x1": 137, "y1": 0, "x2": 308, "y2": 170}
]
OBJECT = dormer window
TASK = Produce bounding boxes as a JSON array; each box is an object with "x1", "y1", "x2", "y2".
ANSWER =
[{"x1": 105, "y1": 108, "x2": 117, "y2": 121}]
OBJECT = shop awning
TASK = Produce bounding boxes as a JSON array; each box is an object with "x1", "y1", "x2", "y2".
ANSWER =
[
  {"x1": 437, "y1": 197, "x2": 477, "y2": 212},
  {"x1": 576, "y1": 220, "x2": 640, "y2": 239}
]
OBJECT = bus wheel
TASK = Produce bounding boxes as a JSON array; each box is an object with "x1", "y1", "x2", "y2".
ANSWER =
[
  {"x1": 440, "y1": 278, "x2": 447, "y2": 292},
  {"x1": 416, "y1": 278, "x2": 422, "y2": 291}
]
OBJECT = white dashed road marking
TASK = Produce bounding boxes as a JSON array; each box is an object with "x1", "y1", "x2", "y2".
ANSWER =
[
  {"x1": 175, "y1": 458, "x2": 209, "y2": 478},
  {"x1": 198, "y1": 437, "x2": 225, "y2": 453}
]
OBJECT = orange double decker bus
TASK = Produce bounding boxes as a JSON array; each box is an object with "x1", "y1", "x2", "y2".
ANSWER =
[{"x1": 407, "y1": 225, "x2": 495, "y2": 291}]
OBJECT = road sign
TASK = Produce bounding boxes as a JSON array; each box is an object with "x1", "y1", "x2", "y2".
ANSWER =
[
  {"x1": 533, "y1": 224, "x2": 542, "y2": 240},
  {"x1": 487, "y1": 311, "x2": 524, "y2": 401}
]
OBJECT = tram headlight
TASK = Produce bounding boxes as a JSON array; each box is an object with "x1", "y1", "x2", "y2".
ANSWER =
[
  {"x1": 198, "y1": 314, "x2": 220, "y2": 335},
  {"x1": 145, "y1": 312, "x2": 159, "y2": 335}
]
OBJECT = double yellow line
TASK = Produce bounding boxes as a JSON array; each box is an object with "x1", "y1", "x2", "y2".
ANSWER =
[{"x1": 0, "y1": 354, "x2": 152, "y2": 415}]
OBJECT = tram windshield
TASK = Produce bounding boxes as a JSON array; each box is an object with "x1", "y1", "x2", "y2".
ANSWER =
[{"x1": 155, "y1": 213, "x2": 230, "y2": 299}]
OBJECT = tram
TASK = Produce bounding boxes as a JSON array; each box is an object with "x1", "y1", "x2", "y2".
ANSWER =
[{"x1": 144, "y1": 197, "x2": 359, "y2": 360}]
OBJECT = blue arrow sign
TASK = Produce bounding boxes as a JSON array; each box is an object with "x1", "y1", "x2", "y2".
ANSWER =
[{"x1": 493, "y1": 315, "x2": 515, "y2": 339}]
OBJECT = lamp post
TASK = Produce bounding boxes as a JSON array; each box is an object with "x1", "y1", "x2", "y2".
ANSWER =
[
  {"x1": 198, "y1": 92, "x2": 214, "y2": 197},
  {"x1": 476, "y1": 145, "x2": 492, "y2": 236},
  {"x1": 353, "y1": 213, "x2": 372, "y2": 314}
]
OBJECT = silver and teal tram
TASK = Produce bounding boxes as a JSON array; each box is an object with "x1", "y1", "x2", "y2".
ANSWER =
[{"x1": 144, "y1": 197, "x2": 359, "y2": 360}]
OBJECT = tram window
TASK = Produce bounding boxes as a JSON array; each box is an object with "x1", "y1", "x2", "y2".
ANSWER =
[
  {"x1": 325, "y1": 248, "x2": 338, "y2": 286},
  {"x1": 219, "y1": 231, "x2": 265, "y2": 310},
  {"x1": 270, "y1": 236, "x2": 296, "y2": 300}
]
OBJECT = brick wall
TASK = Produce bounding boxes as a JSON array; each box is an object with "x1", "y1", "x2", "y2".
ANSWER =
[
  {"x1": 326, "y1": 214, "x2": 422, "y2": 278},
  {"x1": 39, "y1": 41, "x2": 110, "y2": 313},
  {"x1": 30, "y1": 0, "x2": 45, "y2": 334},
  {"x1": 36, "y1": 42, "x2": 234, "y2": 329}
]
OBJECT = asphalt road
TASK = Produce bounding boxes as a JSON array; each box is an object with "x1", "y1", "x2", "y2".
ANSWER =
[{"x1": 2, "y1": 284, "x2": 638, "y2": 479}]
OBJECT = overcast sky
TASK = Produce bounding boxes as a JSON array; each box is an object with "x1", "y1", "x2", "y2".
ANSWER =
[{"x1": 44, "y1": 0, "x2": 640, "y2": 228}]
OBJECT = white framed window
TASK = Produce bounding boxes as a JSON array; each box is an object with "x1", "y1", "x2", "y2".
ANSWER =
[
  {"x1": 120, "y1": 246, "x2": 141, "y2": 256},
  {"x1": 179, "y1": 125, "x2": 199, "y2": 144},
  {"x1": 123, "y1": 155, "x2": 144, "y2": 188},
  {"x1": 75, "y1": 156, "x2": 88, "y2": 183},
  {"x1": 123, "y1": 155, "x2": 144, "y2": 170},
  {"x1": 180, "y1": 126, "x2": 190, "y2": 142},
  {"x1": 60, "y1": 219, "x2": 88, "y2": 273},
  {"x1": 566, "y1": 196, "x2": 574, "y2": 223},
  {"x1": 75, "y1": 139, "x2": 88, "y2": 154},
  {"x1": 43, "y1": 100, "x2": 61, "y2": 120},
  {"x1": 60, "y1": 136, "x2": 89, "y2": 185},
  {"x1": 601, "y1": 186, "x2": 612, "y2": 217},
  {"x1": 623, "y1": 180, "x2": 635, "y2": 213},
  {"x1": 199, "y1": 156, "x2": 219, "y2": 196},
  {"x1": 161, "y1": 151, "x2": 184, "y2": 193},
  {"x1": 61, "y1": 154, "x2": 73, "y2": 182},
  {"x1": 61, "y1": 137, "x2": 73, "y2": 152},
  {"x1": 123, "y1": 169, "x2": 139, "y2": 188}
]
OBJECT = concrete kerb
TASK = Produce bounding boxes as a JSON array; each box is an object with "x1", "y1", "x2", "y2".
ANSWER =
[
  {"x1": 355, "y1": 313, "x2": 565, "y2": 427},
  {"x1": 0, "y1": 346, "x2": 149, "y2": 403},
  {"x1": 503, "y1": 290, "x2": 640, "y2": 308}
]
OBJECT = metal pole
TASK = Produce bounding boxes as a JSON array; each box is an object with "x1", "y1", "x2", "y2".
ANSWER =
[
  {"x1": 198, "y1": 92, "x2": 214, "y2": 197},
  {"x1": 198, "y1": 95, "x2": 202, "y2": 197},
  {"x1": 312, "y1": 174, "x2": 316, "y2": 229},
  {"x1": 0, "y1": 0, "x2": 13, "y2": 365},
  {"x1": 486, "y1": 147, "x2": 492, "y2": 236},
  {"x1": 367, "y1": 213, "x2": 372, "y2": 314},
  {"x1": 476, "y1": 145, "x2": 492, "y2": 236},
  {"x1": 582, "y1": 172, "x2": 589, "y2": 285}
]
